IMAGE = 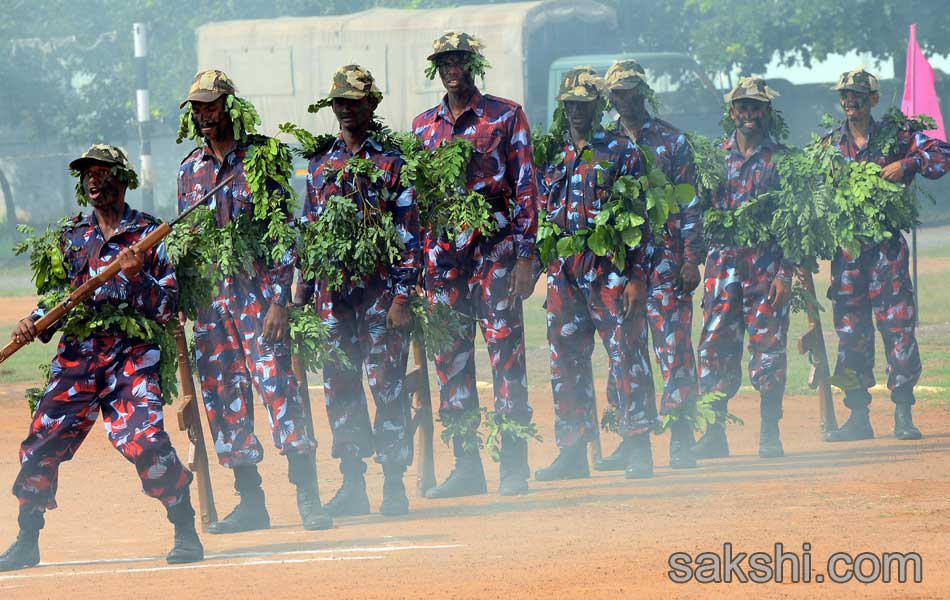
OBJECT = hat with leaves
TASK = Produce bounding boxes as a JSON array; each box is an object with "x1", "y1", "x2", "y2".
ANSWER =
[
  {"x1": 557, "y1": 66, "x2": 606, "y2": 103},
  {"x1": 605, "y1": 59, "x2": 649, "y2": 91},
  {"x1": 724, "y1": 76, "x2": 779, "y2": 104},
  {"x1": 427, "y1": 31, "x2": 485, "y2": 61},
  {"x1": 310, "y1": 64, "x2": 383, "y2": 112},
  {"x1": 180, "y1": 69, "x2": 236, "y2": 108},
  {"x1": 831, "y1": 66, "x2": 880, "y2": 94}
]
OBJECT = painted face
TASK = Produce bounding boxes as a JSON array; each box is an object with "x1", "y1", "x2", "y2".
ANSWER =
[
  {"x1": 730, "y1": 98, "x2": 770, "y2": 136},
  {"x1": 190, "y1": 97, "x2": 231, "y2": 140},
  {"x1": 436, "y1": 51, "x2": 476, "y2": 95},
  {"x1": 331, "y1": 96, "x2": 375, "y2": 132},
  {"x1": 839, "y1": 90, "x2": 878, "y2": 122},
  {"x1": 609, "y1": 87, "x2": 645, "y2": 119},
  {"x1": 564, "y1": 100, "x2": 598, "y2": 134},
  {"x1": 81, "y1": 164, "x2": 126, "y2": 210}
]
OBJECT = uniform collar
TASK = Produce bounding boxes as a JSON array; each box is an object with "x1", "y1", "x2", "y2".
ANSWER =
[
  {"x1": 81, "y1": 203, "x2": 150, "y2": 237},
  {"x1": 330, "y1": 133, "x2": 384, "y2": 155},
  {"x1": 723, "y1": 130, "x2": 778, "y2": 159},
  {"x1": 437, "y1": 88, "x2": 485, "y2": 123}
]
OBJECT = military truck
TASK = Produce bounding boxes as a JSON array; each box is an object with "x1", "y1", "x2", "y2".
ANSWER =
[{"x1": 194, "y1": 0, "x2": 623, "y2": 133}]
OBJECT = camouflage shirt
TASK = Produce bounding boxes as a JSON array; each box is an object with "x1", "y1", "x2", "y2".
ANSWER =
[
  {"x1": 177, "y1": 141, "x2": 295, "y2": 307},
  {"x1": 297, "y1": 135, "x2": 421, "y2": 305},
  {"x1": 412, "y1": 89, "x2": 538, "y2": 257}
]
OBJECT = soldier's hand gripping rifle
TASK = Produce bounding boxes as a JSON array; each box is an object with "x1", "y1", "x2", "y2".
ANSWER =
[
  {"x1": 408, "y1": 287, "x2": 437, "y2": 497},
  {"x1": 0, "y1": 174, "x2": 236, "y2": 365},
  {"x1": 796, "y1": 269, "x2": 838, "y2": 434},
  {"x1": 173, "y1": 322, "x2": 218, "y2": 531}
]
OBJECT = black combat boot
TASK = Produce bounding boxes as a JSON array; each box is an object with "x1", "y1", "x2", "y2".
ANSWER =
[
  {"x1": 534, "y1": 439, "x2": 589, "y2": 481},
  {"x1": 669, "y1": 420, "x2": 697, "y2": 469},
  {"x1": 379, "y1": 463, "x2": 410, "y2": 516},
  {"x1": 208, "y1": 465, "x2": 270, "y2": 534},
  {"x1": 593, "y1": 438, "x2": 629, "y2": 471},
  {"x1": 324, "y1": 455, "x2": 371, "y2": 517},
  {"x1": 499, "y1": 433, "x2": 530, "y2": 496},
  {"x1": 0, "y1": 509, "x2": 43, "y2": 572},
  {"x1": 425, "y1": 437, "x2": 488, "y2": 499},
  {"x1": 165, "y1": 490, "x2": 204, "y2": 564},
  {"x1": 758, "y1": 391, "x2": 785, "y2": 458},
  {"x1": 825, "y1": 389, "x2": 873, "y2": 442},
  {"x1": 692, "y1": 422, "x2": 729, "y2": 459},
  {"x1": 894, "y1": 392, "x2": 922, "y2": 440},
  {"x1": 758, "y1": 420, "x2": 785, "y2": 458},
  {"x1": 624, "y1": 433, "x2": 654, "y2": 479},
  {"x1": 288, "y1": 452, "x2": 333, "y2": 530}
]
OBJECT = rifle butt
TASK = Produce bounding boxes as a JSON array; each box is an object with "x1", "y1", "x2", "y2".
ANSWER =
[
  {"x1": 409, "y1": 336, "x2": 436, "y2": 497},
  {"x1": 174, "y1": 326, "x2": 218, "y2": 531}
]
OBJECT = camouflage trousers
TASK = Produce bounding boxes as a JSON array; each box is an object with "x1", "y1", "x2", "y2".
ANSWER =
[
  {"x1": 194, "y1": 278, "x2": 315, "y2": 468},
  {"x1": 425, "y1": 228, "x2": 532, "y2": 438},
  {"x1": 13, "y1": 337, "x2": 192, "y2": 517},
  {"x1": 697, "y1": 245, "x2": 790, "y2": 419},
  {"x1": 319, "y1": 280, "x2": 413, "y2": 466},
  {"x1": 829, "y1": 235, "x2": 921, "y2": 406},
  {"x1": 546, "y1": 250, "x2": 653, "y2": 447}
]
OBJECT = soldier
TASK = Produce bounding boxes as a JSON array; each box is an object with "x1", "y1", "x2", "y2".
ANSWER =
[
  {"x1": 822, "y1": 68, "x2": 950, "y2": 442},
  {"x1": 534, "y1": 67, "x2": 653, "y2": 481},
  {"x1": 294, "y1": 65, "x2": 421, "y2": 517},
  {"x1": 0, "y1": 146, "x2": 203, "y2": 571},
  {"x1": 693, "y1": 77, "x2": 792, "y2": 460},
  {"x1": 412, "y1": 32, "x2": 538, "y2": 497},
  {"x1": 597, "y1": 59, "x2": 703, "y2": 471},
  {"x1": 177, "y1": 70, "x2": 331, "y2": 532}
]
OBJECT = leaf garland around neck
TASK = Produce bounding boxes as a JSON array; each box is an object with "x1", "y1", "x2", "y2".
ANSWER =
[
  {"x1": 684, "y1": 131, "x2": 727, "y2": 197},
  {"x1": 395, "y1": 133, "x2": 496, "y2": 240},
  {"x1": 16, "y1": 221, "x2": 177, "y2": 411},
  {"x1": 296, "y1": 156, "x2": 404, "y2": 293}
]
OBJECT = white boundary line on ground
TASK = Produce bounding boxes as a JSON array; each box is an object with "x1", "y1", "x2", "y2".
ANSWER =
[
  {"x1": 0, "y1": 554, "x2": 384, "y2": 582},
  {"x1": 0, "y1": 543, "x2": 463, "y2": 582}
]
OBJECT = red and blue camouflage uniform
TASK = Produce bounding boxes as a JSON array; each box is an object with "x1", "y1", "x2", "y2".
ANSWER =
[
  {"x1": 13, "y1": 205, "x2": 192, "y2": 522},
  {"x1": 296, "y1": 136, "x2": 421, "y2": 466},
  {"x1": 824, "y1": 120, "x2": 950, "y2": 405},
  {"x1": 178, "y1": 142, "x2": 314, "y2": 468},
  {"x1": 613, "y1": 118, "x2": 703, "y2": 418},
  {"x1": 697, "y1": 133, "x2": 793, "y2": 418},
  {"x1": 412, "y1": 89, "x2": 538, "y2": 432},
  {"x1": 540, "y1": 129, "x2": 653, "y2": 446}
]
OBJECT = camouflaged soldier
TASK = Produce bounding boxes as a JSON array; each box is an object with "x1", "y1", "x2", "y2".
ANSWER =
[
  {"x1": 534, "y1": 67, "x2": 654, "y2": 481},
  {"x1": 0, "y1": 145, "x2": 203, "y2": 571},
  {"x1": 294, "y1": 65, "x2": 421, "y2": 517},
  {"x1": 822, "y1": 67, "x2": 950, "y2": 443},
  {"x1": 178, "y1": 70, "x2": 331, "y2": 533},
  {"x1": 597, "y1": 59, "x2": 703, "y2": 471},
  {"x1": 412, "y1": 32, "x2": 539, "y2": 498},
  {"x1": 693, "y1": 77, "x2": 794, "y2": 460}
]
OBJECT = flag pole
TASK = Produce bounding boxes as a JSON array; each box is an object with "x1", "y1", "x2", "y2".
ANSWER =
[{"x1": 910, "y1": 24, "x2": 919, "y2": 326}]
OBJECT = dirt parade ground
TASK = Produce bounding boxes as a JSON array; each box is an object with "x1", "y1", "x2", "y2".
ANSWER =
[{"x1": 0, "y1": 295, "x2": 946, "y2": 599}]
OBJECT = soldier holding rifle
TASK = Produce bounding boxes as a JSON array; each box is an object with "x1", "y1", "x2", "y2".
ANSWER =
[
  {"x1": 177, "y1": 70, "x2": 330, "y2": 532},
  {"x1": 0, "y1": 146, "x2": 203, "y2": 571}
]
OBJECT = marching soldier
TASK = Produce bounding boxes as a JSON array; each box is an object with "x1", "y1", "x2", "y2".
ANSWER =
[
  {"x1": 534, "y1": 67, "x2": 653, "y2": 481},
  {"x1": 822, "y1": 68, "x2": 950, "y2": 442},
  {"x1": 412, "y1": 32, "x2": 539, "y2": 497},
  {"x1": 693, "y1": 77, "x2": 792, "y2": 460},
  {"x1": 0, "y1": 146, "x2": 203, "y2": 571},
  {"x1": 177, "y1": 70, "x2": 331, "y2": 532},
  {"x1": 294, "y1": 65, "x2": 421, "y2": 516},
  {"x1": 598, "y1": 59, "x2": 703, "y2": 471}
]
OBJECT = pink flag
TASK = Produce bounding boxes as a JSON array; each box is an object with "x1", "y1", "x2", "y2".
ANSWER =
[{"x1": 902, "y1": 23, "x2": 946, "y2": 141}]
